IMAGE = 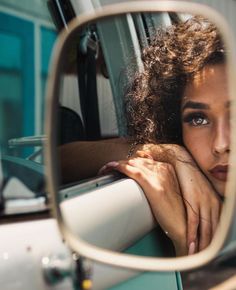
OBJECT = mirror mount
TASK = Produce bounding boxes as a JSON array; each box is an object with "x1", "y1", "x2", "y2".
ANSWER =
[{"x1": 42, "y1": 252, "x2": 93, "y2": 289}]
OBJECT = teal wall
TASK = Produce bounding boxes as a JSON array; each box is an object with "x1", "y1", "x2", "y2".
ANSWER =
[{"x1": 0, "y1": 6, "x2": 56, "y2": 156}]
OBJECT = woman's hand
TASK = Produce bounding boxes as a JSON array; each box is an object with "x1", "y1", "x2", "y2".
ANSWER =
[
  {"x1": 135, "y1": 144, "x2": 222, "y2": 254},
  {"x1": 99, "y1": 157, "x2": 188, "y2": 256}
]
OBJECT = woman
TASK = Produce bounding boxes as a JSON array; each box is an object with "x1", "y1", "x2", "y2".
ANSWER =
[
  {"x1": 59, "y1": 17, "x2": 227, "y2": 256},
  {"x1": 97, "y1": 17, "x2": 229, "y2": 256}
]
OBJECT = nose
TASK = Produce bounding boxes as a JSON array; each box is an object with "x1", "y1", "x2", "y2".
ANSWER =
[{"x1": 212, "y1": 119, "x2": 230, "y2": 155}]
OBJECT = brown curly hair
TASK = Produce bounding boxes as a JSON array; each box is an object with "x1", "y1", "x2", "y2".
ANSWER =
[{"x1": 125, "y1": 16, "x2": 225, "y2": 145}]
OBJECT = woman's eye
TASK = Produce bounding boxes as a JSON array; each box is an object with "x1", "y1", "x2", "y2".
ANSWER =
[
  {"x1": 191, "y1": 116, "x2": 208, "y2": 126},
  {"x1": 183, "y1": 114, "x2": 209, "y2": 126}
]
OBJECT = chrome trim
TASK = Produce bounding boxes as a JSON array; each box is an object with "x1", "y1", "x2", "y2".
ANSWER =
[{"x1": 8, "y1": 135, "x2": 46, "y2": 147}]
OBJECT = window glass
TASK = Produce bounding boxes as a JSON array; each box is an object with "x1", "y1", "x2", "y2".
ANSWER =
[
  {"x1": 41, "y1": 27, "x2": 57, "y2": 125},
  {"x1": 0, "y1": 1, "x2": 57, "y2": 212}
]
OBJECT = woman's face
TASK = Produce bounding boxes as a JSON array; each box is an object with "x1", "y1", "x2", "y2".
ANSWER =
[{"x1": 182, "y1": 63, "x2": 230, "y2": 196}]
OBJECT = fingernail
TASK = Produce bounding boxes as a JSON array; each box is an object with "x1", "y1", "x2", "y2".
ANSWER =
[
  {"x1": 97, "y1": 165, "x2": 107, "y2": 176},
  {"x1": 106, "y1": 161, "x2": 119, "y2": 167},
  {"x1": 188, "y1": 242, "x2": 195, "y2": 255},
  {"x1": 146, "y1": 154, "x2": 153, "y2": 160}
]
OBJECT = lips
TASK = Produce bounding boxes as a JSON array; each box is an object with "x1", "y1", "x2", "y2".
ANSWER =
[{"x1": 209, "y1": 165, "x2": 228, "y2": 182}]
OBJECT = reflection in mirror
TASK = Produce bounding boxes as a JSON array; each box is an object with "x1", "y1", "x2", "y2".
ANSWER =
[{"x1": 55, "y1": 12, "x2": 229, "y2": 258}]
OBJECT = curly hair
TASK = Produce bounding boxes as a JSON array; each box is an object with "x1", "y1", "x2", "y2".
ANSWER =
[{"x1": 125, "y1": 16, "x2": 225, "y2": 145}]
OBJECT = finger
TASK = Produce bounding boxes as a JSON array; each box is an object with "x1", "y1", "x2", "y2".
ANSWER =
[
  {"x1": 97, "y1": 164, "x2": 108, "y2": 175},
  {"x1": 182, "y1": 195, "x2": 199, "y2": 246},
  {"x1": 97, "y1": 160, "x2": 138, "y2": 175},
  {"x1": 115, "y1": 162, "x2": 148, "y2": 183},
  {"x1": 199, "y1": 210, "x2": 212, "y2": 251},
  {"x1": 186, "y1": 206, "x2": 199, "y2": 254},
  {"x1": 98, "y1": 161, "x2": 140, "y2": 183},
  {"x1": 128, "y1": 157, "x2": 153, "y2": 165},
  {"x1": 127, "y1": 158, "x2": 153, "y2": 171},
  {"x1": 211, "y1": 202, "x2": 221, "y2": 236},
  {"x1": 102, "y1": 159, "x2": 152, "y2": 178},
  {"x1": 97, "y1": 161, "x2": 119, "y2": 175},
  {"x1": 135, "y1": 150, "x2": 153, "y2": 159},
  {"x1": 127, "y1": 157, "x2": 161, "y2": 173}
]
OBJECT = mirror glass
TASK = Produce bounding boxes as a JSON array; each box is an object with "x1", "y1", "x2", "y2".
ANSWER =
[{"x1": 54, "y1": 11, "x2": 230, "y2": 258}]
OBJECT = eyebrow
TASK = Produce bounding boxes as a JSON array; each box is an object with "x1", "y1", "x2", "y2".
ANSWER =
[
  {"x1": 182, "y1": 100, "x2": 230, "y2": 111},
  {"x1": 182, "y1": 101, "x2": 210, "y2": 111}
]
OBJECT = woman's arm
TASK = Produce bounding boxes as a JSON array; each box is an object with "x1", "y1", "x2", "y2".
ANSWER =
[
  {"x1": 59, "y1": 138, "x2": 131, "y2": 183},
  {"x1": 59, "y1": 140, "x2": 222, "y2": 254}
]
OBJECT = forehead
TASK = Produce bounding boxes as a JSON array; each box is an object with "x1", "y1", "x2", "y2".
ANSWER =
[{"x1": 182, "y1": 63, "x2": 229, "y2": 105}]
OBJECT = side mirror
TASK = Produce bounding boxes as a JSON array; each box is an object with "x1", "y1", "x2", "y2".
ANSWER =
[{"x1": 45, "y1": 1, "x2": 236, "y2": 271}]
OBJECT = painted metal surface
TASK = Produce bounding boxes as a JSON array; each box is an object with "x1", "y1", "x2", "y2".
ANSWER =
[
  {"x1": 0, "y1": 218, "x2": 73, "y2": 290},
  {"x1": 111, "y1": 272, "x2": 182, "y2": 290},
  {"x1": 0, "y1": 217, "x2": 182, "y2": 289}
]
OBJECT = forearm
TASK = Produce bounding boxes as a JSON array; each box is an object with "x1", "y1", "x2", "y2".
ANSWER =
[
  {"x1": 59, "y1": 138, "x2": 131, "y2": 184},
  {"x1": 59, "y1": 141, "x2": 191, "y2": 184}
]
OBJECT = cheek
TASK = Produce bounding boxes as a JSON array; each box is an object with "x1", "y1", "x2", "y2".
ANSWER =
[{"x1": 182, "y1": 127, "x2": 210, "y2": 172}]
